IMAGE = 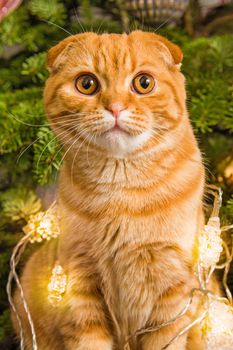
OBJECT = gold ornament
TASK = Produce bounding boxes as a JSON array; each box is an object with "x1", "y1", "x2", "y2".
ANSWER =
[
  {"x1": 199, "y1": 216, "x2": 222, "y2": 269},
  {"x1": 48, "y1": 262, "x2": 67, "y2": 306},
  {"x1": 23, "y1": 204, "x2": 60, "y2": 243},
  {"x1": 202, "y1": 299, "x2": 233, "y2": 350}
]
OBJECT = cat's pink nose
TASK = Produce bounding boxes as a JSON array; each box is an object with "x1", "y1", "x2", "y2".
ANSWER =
[{"x1": 106, "y1": 104, "x2": 125, "y2": 119}]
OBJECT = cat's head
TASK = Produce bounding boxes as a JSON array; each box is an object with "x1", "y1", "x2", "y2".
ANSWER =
[{"x1": 44, "y1": 31, "x2": 186, "y2": 159}]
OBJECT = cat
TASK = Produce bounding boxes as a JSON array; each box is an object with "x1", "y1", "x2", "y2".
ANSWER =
[{"x1": 12, "y1": 31, "x2": 207, "y2": 350}]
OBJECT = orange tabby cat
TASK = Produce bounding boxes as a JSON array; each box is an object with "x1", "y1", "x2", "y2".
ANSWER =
[{"x1": 12, "y1": 31, "x2": 206, "y2": 350}]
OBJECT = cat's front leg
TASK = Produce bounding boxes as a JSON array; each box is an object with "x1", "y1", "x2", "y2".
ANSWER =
[
  {"x1": 140, "y1": 287, "x2": 198, "y2": 350},
  {"x1": 141, "y1": 324, "x2": 188, "y2": 350},
  {"x1": 139, "y1": 254, "x2": 199, "y2": 350},
  {"x1": 59, "y1": 271, "x2": 114, "y2": 350},
  {"x1": 61, "y1": 324, "x2": 113, "y2": 350},
  {"x1": 140, "y1": 285, "x2": 199, "y2": 350}
]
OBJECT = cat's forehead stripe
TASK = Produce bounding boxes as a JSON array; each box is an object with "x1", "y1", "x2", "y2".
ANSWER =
[
  {"x1": 66, "y1": 34, "x2": 153, "y2": 75},
  {"x1": 94, "y1": 35, "x2": 135, "y2": 74},
  {"x1": 59, "y1": 32, "x2": 170, "y2": 81}
]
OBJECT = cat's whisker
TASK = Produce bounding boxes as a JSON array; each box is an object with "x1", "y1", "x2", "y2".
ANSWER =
[
  {"x1": 153, "y1": 14, "x2": 176, "y2": 34},
  {"x1": 52, "y1": 118, "x2": 104, "y2": 141},
  {"x1": 12, "y1": 111, "x2": 80, "y2": 118},
  {"x1": 60, "y1": 126, "x2": 92, "y2": 168},
  {"x1": 7, "y1": 111, "x2": 82, "y2": 128},
  {"x1": 53, "y1": 114, "x2": 94, "y2": 123},
  {"x1": 50, "y1": 132, "x2": 76, "y2": 172},
  {"x1": 49, "y1": 120, "x2": 93, "y2": 131},
  {"x1": 68, "y1": 12, "x2": 94, "y2": 58},
  {"x1": 70, "y1": 130, "x2": 93, "y2": 186},
  {"x1": 7, "y1": 111, "x2": 48, "y2": 128},
  {"x1": 17, "y1": 126, "x2": 77, "y2": 166},
  {"x1": 124, "y1": 120, "x2": 147, "y2": 127},
  {"x1": 51, "y1": 111, "x2": 98, "y2": 117},
  {"x1": 43, "y1": 19, "x2": 73, "y2": 36},
  {"x1": 77, "y1": 118, "x2": 114, "y2": 133},
  {"x1": 16, "y1": 130, "x2": 53, "y2": 163},
  {"x1": 52, "y1": 134, "x2": 81, "y2": 184},
  {"x1": 78, "y1": 117, "x2": 103, "y2": 127},
  {"x1": 35, "y1": 124, "x2": 80, "y2": 172},
  {"x1": 41, "y1": 125, "x2": 88, "y2": 184},
  {"x1": 96, "y1": 19, "x2": 106, "y2": 35},
  {"x1": 86, "y1": 133, "x2": 96, "y2": 167},
  {"x1": 73, "y1": 8, "x2": 86, "y2": 34},
  {"x1": 53, "y1": 138, "x2": 79, "y2": 185},
  {"x1": 50, "y1": 119, "x2": 83, "y2": 128},
  {"x1": 8, "y1": 111, "x2": 100, "y2": 128},
  {"x1": 49, "y1": 113, "x2": 101, "y2": 125},
  {"x1": 50, "y1": 123, "x2": 92, "y2": 170}
]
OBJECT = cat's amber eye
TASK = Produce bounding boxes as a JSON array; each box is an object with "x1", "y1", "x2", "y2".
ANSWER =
[
  {"x1": 132, "y1": 73, "x2": 156, "y2": 95},
  {"x1": 75, "y1": 74, "x2": 99, "y2": 95}
]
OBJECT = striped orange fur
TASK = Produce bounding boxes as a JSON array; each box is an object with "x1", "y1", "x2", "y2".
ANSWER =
[{"x1": 12, "y1": 31, "x2": 207, "y2": 349}]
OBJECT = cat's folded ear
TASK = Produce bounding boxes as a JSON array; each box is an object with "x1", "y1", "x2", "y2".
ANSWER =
[
  {"x1": 153, "y1": 34, "x2": 183, "y2": 69},
  {"x1": 130, "y1": 31, "x2": 183, "y2": 69},
  {"x1": 47, "y1": 36, "x2": 77, "y2": 72}
]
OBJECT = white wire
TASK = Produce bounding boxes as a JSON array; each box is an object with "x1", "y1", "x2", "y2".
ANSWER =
[{"x1": 7, "y1": 233, "x2": 38, "y2": 350}]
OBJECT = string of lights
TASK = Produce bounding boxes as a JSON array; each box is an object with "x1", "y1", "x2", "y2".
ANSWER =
[
  {"x1": 7, "y1": 186, "x2": 233, "y2": 350},
  {"x1": 124, "y1": 187, "x2": 233, "y2": 350}
]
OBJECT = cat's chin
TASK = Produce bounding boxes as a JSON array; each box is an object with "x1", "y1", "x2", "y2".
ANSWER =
[{"x1": 94, "y1": 128, "x2": 152, "y2": 158}]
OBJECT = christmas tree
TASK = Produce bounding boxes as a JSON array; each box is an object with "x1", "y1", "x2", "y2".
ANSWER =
[{"x1": 0, "y1": 0, "x2": 233, "y2": 348}]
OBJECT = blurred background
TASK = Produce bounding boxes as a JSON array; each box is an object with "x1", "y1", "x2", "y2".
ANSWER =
[{"x1": 0, "y1": 0, "x2": 233, "y2": 348}]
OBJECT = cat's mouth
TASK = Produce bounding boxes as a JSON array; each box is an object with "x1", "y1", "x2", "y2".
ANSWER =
[
  {"x1": 103, "y1": 125, "x2": 130, "y2": 135},
  {"x1": 93, "y1": 123, "x2": 152, "y2": 157}
]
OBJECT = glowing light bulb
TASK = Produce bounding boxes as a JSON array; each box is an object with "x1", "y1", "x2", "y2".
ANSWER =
[
  {"x1": 202, "y1": 300, "x2": 233, "y2": 350},
  {"x1": 23, "y1": 205, "x2": 60, "y2": 243},
  {"x1": 199, "y1": 216, "x2": 222, "y2": 269},
  {"x1": 48, "y1": 262, "x2": 67, "y2": 306}
]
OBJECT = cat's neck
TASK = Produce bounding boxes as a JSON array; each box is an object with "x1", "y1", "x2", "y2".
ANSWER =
[
  {"x1": 58, "y1": 122, "x2": 204, "y2": 235},
  {"x1": 59, "y1": 120, "x2": 200, "y2": 196},
  {"x1": 62, "y1": 143, "x2": 168, "y2": 190},
  {"x1": 61, "y1": 119, "x2": 195, "y2": 189}
]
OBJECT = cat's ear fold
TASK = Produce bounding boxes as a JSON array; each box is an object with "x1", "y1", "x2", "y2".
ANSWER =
[
  {"x1": 154, "y1": 34, "x2": 183, "y2": 69},
  {"x1": 47, "y1": 36, "x2": 76, "y2": 72}
]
